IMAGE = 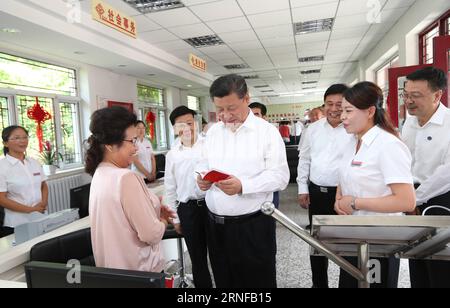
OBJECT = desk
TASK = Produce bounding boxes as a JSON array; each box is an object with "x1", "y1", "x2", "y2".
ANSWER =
[{"x1": 0, "y1": 180, "x2": 171, "y2": 283}]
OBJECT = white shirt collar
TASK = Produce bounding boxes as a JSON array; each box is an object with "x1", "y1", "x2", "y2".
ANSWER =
[
  {"x1": 361, "y1": 125, "x2": 382, "y2": 147},
  {"x1": 218, "y1": 109, "x2": 256, "y2": 132},
  {"x1": 176, "y1": 133, "x2": 203, "y2": 151},
  {"x1": 321, "y1": 117, "x2": 344, "y2": 130},
  {"x1": 411, "y1": 103, "x2": 447, "y2": 128},
  {"x1": 427, "y1": 103, "x2": 447, "y2": 126},
  {"x1": 5, "y1": 154, "x2": 28, "y2": 166}
]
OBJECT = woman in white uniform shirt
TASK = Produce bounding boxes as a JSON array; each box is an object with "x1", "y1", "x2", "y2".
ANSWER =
[
  {"x1": 0, "y1": 126, "x2": 48, "y2": 237},
  {"x1": 132, "y1": 121, "x2": 156, "y2": 183},
  {"x1": 335, "y1": 82, "x2": 416, "y2": 288}
]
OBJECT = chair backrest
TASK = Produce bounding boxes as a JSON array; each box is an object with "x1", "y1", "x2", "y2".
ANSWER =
[
  {"x1": 25, "y1": 261, "x2": 166, "y2": 288},
  {"x1": 70, "y1": 183, "x2": 91, "y2": 218},
  {"x1": 29, "y1": 228, "x2": 95, "y2": 266},
  {"x1": 155, "y1": 154, "x2": 166, "y2": 179}
]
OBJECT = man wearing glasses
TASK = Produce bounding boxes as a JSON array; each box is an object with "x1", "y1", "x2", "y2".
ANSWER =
[{"x1": 402, "y1": 66, "x2": 450, "y2": 288}]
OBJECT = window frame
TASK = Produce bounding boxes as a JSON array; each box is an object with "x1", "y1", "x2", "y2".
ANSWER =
[
  {"x1": 0, "y1": 88, "x2": 83, "y2": 169},
  {"x1": 136, "y1": 85, "x2": 169, "y2": 151},
  {"x1": 419, "y1": 9, "x2": 450, "y2": 65}
]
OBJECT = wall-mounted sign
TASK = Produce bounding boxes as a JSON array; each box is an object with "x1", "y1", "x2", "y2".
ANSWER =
[
  {"x1": 189, "y1": 54, "x2": 207, "y2": 72},
  {"x1": 92, "y1": 0, "x2": 137, "y2": 38}
]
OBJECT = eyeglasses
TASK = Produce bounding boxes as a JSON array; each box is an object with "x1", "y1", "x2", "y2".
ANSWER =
[
  {"x1": 400, "y1": 92, "x2": 425, "y2": 101},
  {"x1": 8, "y1": 136, "x2": 29, "y2": 141},
  {"x1": 123, "y1": 138, "x2": 138, "y2": 145}
]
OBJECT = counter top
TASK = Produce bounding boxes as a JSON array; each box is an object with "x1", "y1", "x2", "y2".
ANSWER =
[{"x1": 0, "y1": 180, "x2": 166, "y2": 282}]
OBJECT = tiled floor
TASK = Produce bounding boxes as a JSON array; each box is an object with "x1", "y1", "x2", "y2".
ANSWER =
[{"x1": 182, "y1": 184, "x2": 411, "y2": 288}]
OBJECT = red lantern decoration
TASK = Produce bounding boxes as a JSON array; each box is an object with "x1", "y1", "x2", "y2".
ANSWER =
[
  {"x1": 145, "y1": 111, "x2": 156, "y2": 141},
  {"x1": 27, "y1": 97, "x2": 52, "y2": 152}
]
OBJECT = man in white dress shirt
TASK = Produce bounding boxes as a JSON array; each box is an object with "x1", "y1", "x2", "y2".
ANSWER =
[
  {"x1": 402, "y1": 67, "x2": 450, "y2": 288},
  {"x1": 197, "y1": 74, "x2": 289, "y2": 288},
  {"x1": 297, "y1": 84, "x2": 352, "y2": 288},
  {"x1": 165, "y1": 105, "x2": 212, "y2": 288}
]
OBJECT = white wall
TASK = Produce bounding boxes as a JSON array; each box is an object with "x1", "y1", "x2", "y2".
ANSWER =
[
  {"x1": 343, "y1": 0, "x2": 450, "y2": 84},
  {"x1": 78, "y1": 64, "x2": 138, "y2": 139}
]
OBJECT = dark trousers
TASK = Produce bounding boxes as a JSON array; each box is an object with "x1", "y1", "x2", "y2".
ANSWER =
[
  {"x1": 308, "y1": 182, "x2": 337, "y2": 288},
  {"x1": 0, "y1": 227, "x2": 14, "y2": 238},
  {"x1": 206, "y1": 210, "x2": 277, "y2": 288},
  {"x1": 339, "y1": 256, "x2": 400, "y2": 288},
  {"x1": 273, "y1": 191, "x2": 280, "y2": 209},
  {"x1": 177, "y1": 200, "x2": 212, "y2": 288},
  {"x1": 409, "y1": 190, "x2": 450, "y2": 288}
]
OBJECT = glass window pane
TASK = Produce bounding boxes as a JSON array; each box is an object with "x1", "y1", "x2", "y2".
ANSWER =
[
  {"x1": 187, "y1": 95, "x2": 199, "y2": 110},
  {"x1": 158, "y1": 110, "x2": 167, "y2": 149},
  {"x1": 16, "y1": 95, "x2": 56, "y2": 160},
  {"x1": 0, "y1": 52, "x2": 77, "y2": 96},
  {"x1": 60, "y1": 102, "x2": 81, "y2": 164},
  {"x1": 137, "y1": 85, "x2": 163, "y2": 106},
  {"x1": 0, "y1": 97, "x2": 9, "y2": 132}
]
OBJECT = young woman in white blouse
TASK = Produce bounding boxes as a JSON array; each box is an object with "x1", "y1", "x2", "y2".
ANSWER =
[
  {"x1": 0, "y1": 126, "x2": 48, "y2": 237},
  {"x1": 335, "y1": 82, "x2": 416, "y2": 288},
  {"x1": 131, "y1": 121, "x2": 156, "y2": 184}
]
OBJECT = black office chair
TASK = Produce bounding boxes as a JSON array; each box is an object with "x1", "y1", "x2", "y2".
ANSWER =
[
  {"x1": 155, "y1": 154, "x2": 166, "y2": 179},
  {"x1": 29, "y1": 227, "x2": 95, "y2": 266},
  {"x1": 29, "y1": 226, "x2": 191, "y2": 287}
]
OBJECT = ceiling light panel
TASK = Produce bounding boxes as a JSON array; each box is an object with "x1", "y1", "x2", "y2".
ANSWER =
[
  {"x1": 184, "y1": 35, "x2": 224, "y2": 48},
  {"x1": 294, "y1": 18, "x2": 334, "y2": 35},
  {"x1": 122, "y1": 0, "x2": 184, "y2": 13},
  {"x1": 298, "y1": 55, "x2": 324, "y2": 63}
]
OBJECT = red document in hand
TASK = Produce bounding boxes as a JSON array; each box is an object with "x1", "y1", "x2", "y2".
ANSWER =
[{"x1": 199, "y1": 169, "x2": 230, "y2": 183}]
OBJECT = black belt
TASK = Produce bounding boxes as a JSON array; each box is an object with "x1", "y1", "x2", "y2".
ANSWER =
[
  {"x1": 208, "y1": 210, "x2": 262, "y2": 225},
  {"x1": 178, "y1": 199, "x2": 206, "y2": 207},
  {"x1": 309, "y1": 182, "x2": 337, "y2": 194}
]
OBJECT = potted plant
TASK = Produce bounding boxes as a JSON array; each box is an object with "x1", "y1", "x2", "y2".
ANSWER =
[{"x1": 39, "y1": 141, "x2": 63, "y2": 175}]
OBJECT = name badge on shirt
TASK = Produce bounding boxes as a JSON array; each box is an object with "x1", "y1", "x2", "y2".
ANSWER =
[
  {"x1": 33, "y1": 172, "x2": 41, "y2": 176},
  {"x1": 320, "y1": 187, "x2": 328, "y2": 193},
  {"x1": 351, "y1": 160, "x2": 363, "y2": 167}
]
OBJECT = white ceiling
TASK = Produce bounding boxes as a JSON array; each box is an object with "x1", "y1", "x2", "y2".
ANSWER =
[
  {"x1": 1, "y1": 0, "x2": 417, "y2": 101},
  {"x1": 114, "y1": 0, "x2": 416, "y2": 98}
]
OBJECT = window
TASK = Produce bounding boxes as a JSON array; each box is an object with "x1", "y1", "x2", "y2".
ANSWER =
[
  {"x1": 375, "y1": 56, "x2": 399, "y2": 107},
  {"x1": 137, "y1": 84, "x2": 163, "y2": 106},
  {"x1": 0, "y1": 52, "x2": 77, "y2": 96},
  {"x1": 16, "y1": 96, "x2": 56, "y2": 159},
  {"x1": 0, "y1": 96, "x2": 9, "y2": 131},
  {"x1": 137, "y1": 85, "x2": 168, "y2": 150},
  {"x1": 419, "y1": 10, "x2": 450, "y2": 64},
  {"x1": 187, "y1": 95, "x2": 200, "y2": 111},
  {"x1": 0, "y1": 53, "x2": 82, "y2": 167}
]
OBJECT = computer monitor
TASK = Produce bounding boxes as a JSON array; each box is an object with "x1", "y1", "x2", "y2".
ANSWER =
[
  {"x1": 25, "y1": 261, "x2": 166, "y2": 288},
  {"x1": 70, "y1": 183, "x2": 91, "y2": 218}
]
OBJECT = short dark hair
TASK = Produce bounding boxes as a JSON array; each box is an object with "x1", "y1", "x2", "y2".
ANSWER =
[
  {"x1": 136, "y1": 120, "x2": 146, "y2": 128},
  {"x1": 169, "y1": 106, "x2": 197, "y2": 125},
  {"x1": 406, "y1": 67, "x2": 447, "y2": 91},
  {"x1": 84, "y1": 106, "x2": 137, "y2": 176},
  {"x1": 249, "y1": 102, "x2": 267, "y2": 116},
  {"x1": 2, "y1": 125, "x2": 28, "y2": 156},
  {"x1": 210, "y1": 74, "x2": 248, "y2": 99},
  {"x1": 324, "y1": 84, "x2": 349, "y2": 101}
]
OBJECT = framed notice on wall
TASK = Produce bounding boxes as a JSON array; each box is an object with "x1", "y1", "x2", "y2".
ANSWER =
[{"x1": 107, "y1": 101, "x2": 134, "y2": 113}]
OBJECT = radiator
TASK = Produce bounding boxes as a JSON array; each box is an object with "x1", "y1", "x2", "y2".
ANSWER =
[{"x1": 46, "y1": 175, "x2": 83, "y2": 214}]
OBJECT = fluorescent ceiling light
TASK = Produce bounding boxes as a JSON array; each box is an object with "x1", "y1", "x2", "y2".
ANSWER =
[{"x1": 122, "y1": 0, "x2": 184, "y2": 13}]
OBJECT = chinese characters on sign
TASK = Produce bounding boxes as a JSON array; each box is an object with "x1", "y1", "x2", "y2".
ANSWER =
[
  {"x1": 92, "y1": 0, "x2": 136, "y2": 38},
  {"x1": 189, "y1": 54, "x2": 207, "y2": 72}
]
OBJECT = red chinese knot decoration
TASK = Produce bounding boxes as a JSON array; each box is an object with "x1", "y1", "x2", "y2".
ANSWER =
[
  {"x1": 27, "y1": 97, "x2": 52, "y2": 152},
  {"x1": 145, "y1": 111, "x2": 156, "y2": 141}
]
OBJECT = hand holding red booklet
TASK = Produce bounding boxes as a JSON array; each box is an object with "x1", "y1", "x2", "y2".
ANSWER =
[{"x1": 197, "y1": 169, "x2": 231, "y2": 183}]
